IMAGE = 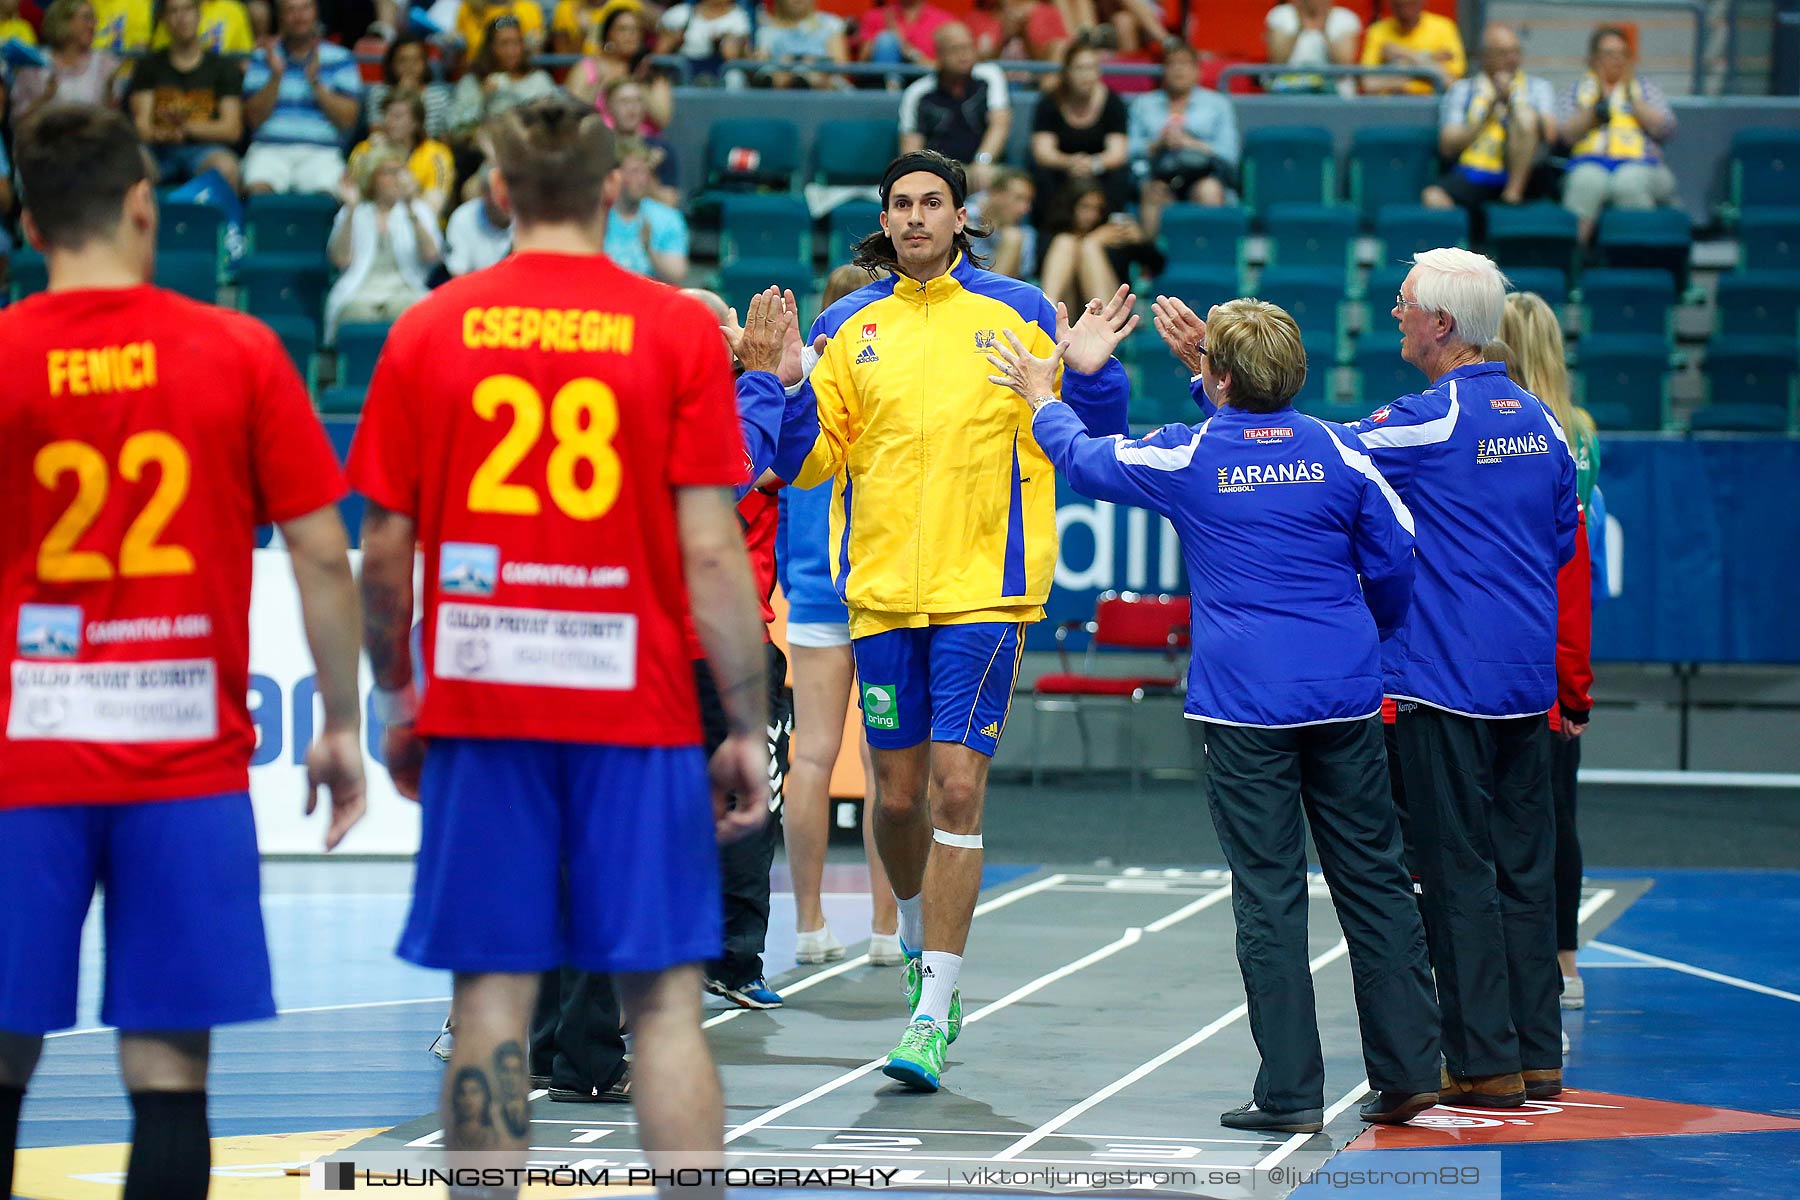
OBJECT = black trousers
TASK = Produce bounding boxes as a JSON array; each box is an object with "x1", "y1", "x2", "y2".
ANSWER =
[
  {"x1": 529, "y1": 967, "x2": 626, "y2": 1093},
  {"x1": 1195, "y1": 717, "x2": 1441, "y2": 1112},
  {"x1": 1393, "y1": 702, "x2": 1561, "y2": 1077},
  {"x1": 694, "y1": 644, "x2": 792, "y2": 989},
  {"x1": 1552, "y1": 733, "x2": 1583, "y2": 953}
]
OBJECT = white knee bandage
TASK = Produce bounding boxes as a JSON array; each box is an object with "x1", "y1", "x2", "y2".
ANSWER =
[{"x1": 933, "y1": 828, "x2": 983, "y2": 849}]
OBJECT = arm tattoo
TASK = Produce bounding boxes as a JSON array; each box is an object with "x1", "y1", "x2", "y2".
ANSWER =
[{"x1": 361, "y1": 576, "x2": 414, "y2": 690}]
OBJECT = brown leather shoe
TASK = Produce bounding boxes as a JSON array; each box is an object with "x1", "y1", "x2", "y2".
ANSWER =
[
  {"x1": 1522, "y1": 1068, "x2": 1563, "y2": 1099},
  {"x1": 1439, "y1": 1067, "x2": 1526, "y2": 1108}
]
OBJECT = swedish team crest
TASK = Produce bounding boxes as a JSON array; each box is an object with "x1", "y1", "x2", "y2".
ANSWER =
[{"x1": 974, "y1": 330, "x2": 997, "y2": 350}]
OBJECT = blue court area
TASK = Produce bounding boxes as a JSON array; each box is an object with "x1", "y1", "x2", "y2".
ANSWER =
[{"x1": 11, "y1": 863, "x2": 1800, "y2": 1199}]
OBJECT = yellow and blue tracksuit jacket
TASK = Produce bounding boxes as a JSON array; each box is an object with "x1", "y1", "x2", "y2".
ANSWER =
[{"x1": 771, "y1": 253, "x2": 1129, "y2": 639}]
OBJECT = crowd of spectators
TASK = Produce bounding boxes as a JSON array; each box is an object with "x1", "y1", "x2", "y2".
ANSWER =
[{"x1": 0, "y1": 0, "x2": 1693, "y2": 337}]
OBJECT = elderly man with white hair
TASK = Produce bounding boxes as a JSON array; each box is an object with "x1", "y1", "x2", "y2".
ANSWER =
[{"x1": 1341, "y1": 247, "x2": 1579, "y2": 1110}]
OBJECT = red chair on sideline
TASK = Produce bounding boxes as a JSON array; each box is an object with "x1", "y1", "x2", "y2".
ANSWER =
[{"x1": 1030, "y1": 591, "x2": 1191, "y2": 793}]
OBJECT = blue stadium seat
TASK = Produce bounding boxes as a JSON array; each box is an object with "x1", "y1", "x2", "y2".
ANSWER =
[
  {"x1": 1153, "y1": 265, "x2": 1237, "y2": 313},
  {"x1": 246, "y1": 193, "x2": 338, "y2": 256},
  {"x1": 1596, "y1": 208, "x2": 1693, "y2": 291},
  {"x1": 159, "y1": 201, "x2": 226, "y2": 265},
  {"x1": 1264, "y1": 203, "x2": 1357, "y2": 278},
  {"x1": 718, "y1": 258, "x2": 816, "y2": 312},
  {"x1": 1352, "y1": 336, "x2": 1417, "y2": 408},
  {"x1": 1576, "y1": 333, "x2": 1670, "y2": 431},
  {"x1": 812, "y1": 119, "x2": 899, "y2": 187},
  {"x1": 1714, "y1": 272, "x2": 1800, "y2": 340},
  {"x1": 1365, "y1": 264, "x2": 1411, "y2": 317},
  {"x1": 259, "y1": 313, "x2": 320, "y2": 388},
  {"x1": 1698, "y1": 334, "x2": 1797, "y2": 430},
  {"x1": 1256, "y1": 266, "x2": 1347, "y2": 345},
  {"x1": 1240, "y1": 126, "x2": 1335, "y2": 217},
  {"x1": 1729, "y1": 127, "x2": 1800, "y2": 216},
  {"x1": 334, "y1": 322, "x2": 391, "y2": 388},
  {"x1": 317, "y1": 386, "x2": 365, "y2": 416},
  {"x1": 1291, "y1": 333, "x2": 1339, "y2": 407},
  {"x1": 154, "y1": 249, "x2": 220, "y2": 303},
  {"x1": 237, "y1": 256, "x2": 331, "y2": 336},
  {"x1": 1157, "y1": 204, "x2": 1247, "y2": 272},
  {"x1": 1737, "y1": 208, "x2": 1800, "y2": 275},
  {"x1": 1130, "y1": 352, "x2": 1199, "y2": 429},
  {"x1": 7, "y1": 250, "x2": 47, "y2": 302},
  {"x1": 1580, "y1": 268, "x2": 1675, "y2": 338},
  {"x1": 826, "y1": 198, "x2": 881, "y2": 265},
  {"x1": 1374, "y1": 204, "x2": 1470, "y2": 265},
  {"x1": 721, "y1": 194, "x2": 813, "y2": 265},
  {"x1": 1485, "y1": 203, "x2": 1579, "y2": 282},
  {"x1": 1504, "y1": 266, "x2": 1569, "y2": 312},
  {"x1": 1347, "y1": 126, "x2": 1438, "y2": 227},
  {"x1": 704, "y1": 118, "x2": 801, "y2": 192}
]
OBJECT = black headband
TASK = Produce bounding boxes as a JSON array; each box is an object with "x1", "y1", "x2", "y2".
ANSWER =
[{"x1": 878, "y1": 153, "x2": 966, "y2": 209}]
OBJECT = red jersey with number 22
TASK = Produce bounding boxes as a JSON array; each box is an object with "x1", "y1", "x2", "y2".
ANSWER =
[
  {"x1": 347, "y1": 251, "x2": 746, "y2": 746},
  {"x1": 0, "y1": 286, "x2": 347, "y2": 809}
]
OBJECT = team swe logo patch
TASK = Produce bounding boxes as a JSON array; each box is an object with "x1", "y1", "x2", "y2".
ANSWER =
[
  {"x1": 1243, "y1": 427, "x2": 1293, "y2": 441},
  {"x1": 1475, "y1": 433, "x2": 1549, "y2": 464},
  {"x1": 1217, "y1": 461, "x2": 1326, "y2": 493}
]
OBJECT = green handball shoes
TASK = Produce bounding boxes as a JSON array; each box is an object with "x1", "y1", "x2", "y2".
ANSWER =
[
  {"x1": 882, "y1": 1018, "x2": 949, "y2": 1092},
  {"x1": 903, "y1": 951, "x2": 962, "y2": 1043}
]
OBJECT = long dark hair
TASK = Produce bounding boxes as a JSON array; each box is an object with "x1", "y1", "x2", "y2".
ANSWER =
[
  {"x1": 1055, "y1": 36, "x2": 1105, "y2": 110},
  {"x1": 852, "y1": 153, "x2": 992, "y2": 276},
  {"x1": 472, "y1": 15, "x2": 529, "y2": 79},
  {"x1": 1044, "y1": 177, "x2": 1110, "y2": 239}
]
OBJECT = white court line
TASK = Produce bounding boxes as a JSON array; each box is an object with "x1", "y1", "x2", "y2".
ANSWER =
[
  {"x1": 991, "y1": 938, "x2": 1350, "y2": 1162},
  {"x1": 1577, "y1": 962, "x2": 1662, "y2": 969},
  {"x1": 1255, "y1": 1078, "x2": 1370, "y2": 1172},
  {"x1": 703, "y1": 873, "x2": 1072, "y2": 1030},
  {"x1": 1586, "y1": 940, "x2": 1800, "y2": 1004},
  {"x1": 1577, "y1": 888, "x2": 1617, "y2": 927},
  {"x1": 724, "y1": 925, "x2": 1149, "y2": 1144},
  {"x1": 45, "y1": 995, "x2": 453, "y2": 1039},
  {"x1": 725, "y1": 880, "x2": 1231, "y2": 1145},
  {"x1": 1579, "y1": 768, "x2": 1800, "y2": 789}
]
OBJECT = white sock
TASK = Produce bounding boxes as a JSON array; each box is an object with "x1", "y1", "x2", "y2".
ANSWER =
[
  {"x1": 914, "y1": 951, "x2": 961, "y2": 1024},
  {"x1": 896, "y1": 893, "x2": 924, "y2": 951}
]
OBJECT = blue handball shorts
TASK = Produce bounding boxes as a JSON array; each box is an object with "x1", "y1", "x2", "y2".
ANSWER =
[
  {"x1": 398, "y1": 738, "x2": 723, "y2": 976},
  {"x1": 0, "y1": 792, "x2": 274, "y2": 1035},
  {"x1": 852, "y1": 622, "x2": 1026, "y2": 757}
]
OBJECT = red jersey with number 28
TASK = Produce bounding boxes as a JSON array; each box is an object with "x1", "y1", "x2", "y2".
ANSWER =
[
  {"x1": 347, "y1": 251, "x2": 747, "y2": 746},
  {"x1": 0, "y1": 286, "x2": 347, "y2": 810}
]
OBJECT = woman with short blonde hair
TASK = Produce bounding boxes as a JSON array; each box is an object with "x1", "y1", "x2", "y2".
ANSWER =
[
  {"x1": 1496, "y1": 288, "x2": 1601, "y2": 1017},
  {"x1": 1205, "y1": 297, "x2": 1311, "y2": 412}
]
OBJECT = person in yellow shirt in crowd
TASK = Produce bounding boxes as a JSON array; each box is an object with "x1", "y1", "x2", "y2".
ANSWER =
[
  {"x1": 0, "y1": 0, "x2": 37, "y2": 46},
  {"x1": 552, "y1": 0, "x2": 616, "y2": 54},
  {"x1": 151, "y1": 0, "x2": 252, "y2": 54},
  {"x1": 90, "y1": 0, "x2": 151, "y2": 52},
  {"x1": 1557, "y1": 25, "x2": 1679, "y2": 244},
  {"x1": 1360, "y1": 0, "x2": 1464, "y2": 95},
  {"x1": 455, "y1": 0, "x2": 541, "y2": 55},
  {"x1": 347, "y1": 89, "x2": 454, "y2": 218}
]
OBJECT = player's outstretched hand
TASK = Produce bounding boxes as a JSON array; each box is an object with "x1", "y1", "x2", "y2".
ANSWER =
[
  {"x1": 1151, "y1": 295, "x2": 1209, "y2": 376},
  {"x1": 305, "y1": 727, "x2": 368, "y2": 851},
  {"x1": 776, "y1": 289, "x2": 808, "y2": 387},
  {"x1": 709, "y1": 731, "x2": 770, "y2": 845},
  {"x1": 987, "y1": 329, "x2": 1068, "y2": 410},
  {"x1": 382, "y1": 722, "x2": 426, "y2": 803},
  {"x1": 727, "y1": 286, "x2": 790, "y2": 376},
  {"x1": 1058, "y1": 283, "x2": 1140, "y2": 375}
]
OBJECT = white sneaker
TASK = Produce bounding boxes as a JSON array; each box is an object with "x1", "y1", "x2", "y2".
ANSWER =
[
  {"x1": 795, "y1": 926, "x2": 846, "y2": 964},
  {"x1": 1561, "y1": 974, "x2": 1585, "y2": 1010},
  {"x1": 867, "y1": 932, "x2": 904, "y2": 966},
  {"x1": 1562, "y1": 1029, "x2": 1571, "y2": 1056}
]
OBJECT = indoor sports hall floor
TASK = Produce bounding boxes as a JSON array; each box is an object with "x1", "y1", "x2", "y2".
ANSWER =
[{"x1": 11, "y1": 779, "x2": 1800, "y2": 1200}]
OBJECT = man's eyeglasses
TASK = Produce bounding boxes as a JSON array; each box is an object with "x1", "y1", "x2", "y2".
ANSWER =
[
  {"x1": 1193, "y1": 342, "x2": 1209, "y2": 359},
  {"x1": 1394, "y1": 293, "x2": 1430, "y2": 311}
]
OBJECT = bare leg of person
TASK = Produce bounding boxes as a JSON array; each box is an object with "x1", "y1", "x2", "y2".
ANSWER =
[
  {"x1": 785, "y1": 643, "x2": 855, "y2": 934},
  {"x1": 440, "y1": 972, "x2": 537, "y2": 1199},
  {"x1": 615, "y1": 965, "x2": 724, "y2": 1200}
]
